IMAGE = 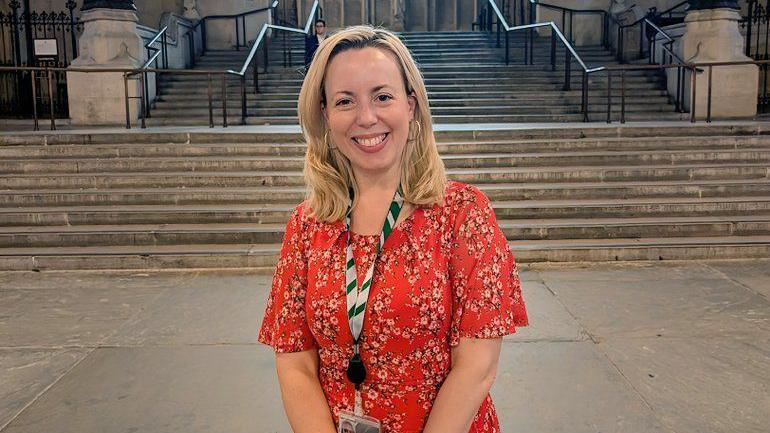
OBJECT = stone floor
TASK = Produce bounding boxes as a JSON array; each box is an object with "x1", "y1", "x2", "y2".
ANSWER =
[{"x1": 0, "y1": 259, "x2": 768, "y2": 433}]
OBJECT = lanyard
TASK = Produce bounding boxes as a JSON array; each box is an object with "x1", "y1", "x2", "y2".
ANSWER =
[{"x1": 344, "y1": 184, "x2": 404, "y2": 410}]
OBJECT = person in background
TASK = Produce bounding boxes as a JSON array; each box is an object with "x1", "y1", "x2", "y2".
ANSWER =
[{"x1": 305, "y1": 19, "x2": 327, "y2": 67}]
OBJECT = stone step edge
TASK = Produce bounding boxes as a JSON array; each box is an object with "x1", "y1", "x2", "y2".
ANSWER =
[
  {"x1": 4, "y1": 214, "x2": 770, "y2": 235},
  {"x1": 0, "y1": 236, "x2": 770, "y2": 274}
]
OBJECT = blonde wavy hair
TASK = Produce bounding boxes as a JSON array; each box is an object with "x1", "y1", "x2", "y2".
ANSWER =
[{"x1": 298, "y1": 25, "x2": 447, "y2": 223}]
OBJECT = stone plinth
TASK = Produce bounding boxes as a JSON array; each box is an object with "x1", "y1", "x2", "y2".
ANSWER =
[
  {"x1": 680, "y1": 8, "x2": 758, "y2": 119},
  {"x1": 66, "y1": 8, "x2": 145, "y2": 126}
]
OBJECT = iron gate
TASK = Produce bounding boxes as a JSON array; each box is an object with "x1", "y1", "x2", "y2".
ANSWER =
[{"x1": 0, "y1": 0, "x2": 82, "y2": 118}]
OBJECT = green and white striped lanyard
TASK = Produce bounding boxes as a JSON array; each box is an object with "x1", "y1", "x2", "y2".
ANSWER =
[{"x1": 344, "y1": 184, "x2": 404, "y2": 416}]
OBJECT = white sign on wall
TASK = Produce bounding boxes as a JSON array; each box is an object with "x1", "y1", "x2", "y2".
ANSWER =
[{"x1": 33, "y1": 39, "x2": 58, "y2": 58}]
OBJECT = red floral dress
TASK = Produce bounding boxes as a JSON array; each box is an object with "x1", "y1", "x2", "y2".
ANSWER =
[{"x1": 258, "y1": 180, "x2": 529, "y2": 433}]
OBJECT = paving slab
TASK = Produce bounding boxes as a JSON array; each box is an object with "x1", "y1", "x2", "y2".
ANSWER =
[
  {"x1": 105, "y1": 273, "x2": 273, "y2": 346},
  {"x1": 536, "y1": 261, "x2": 770, "y2": 340},
  {"x1": 0, "y1": 348, "x2": 90, "y2": 430},
  {"x1": 0, "y1": 346, "x2": 289, "y2": 433},
  {"x1": 503, "y1": 272, "x2": 589, "y2": 343},
  {"x1": 596, "y1": 335, "x2": 770, "y2": 433},
  {"x1": 492, "y1": 341, "x2": 670, "y2": 433},
  {"x1": 702, "y1": 259, "x2": 770, "y2": 300}
]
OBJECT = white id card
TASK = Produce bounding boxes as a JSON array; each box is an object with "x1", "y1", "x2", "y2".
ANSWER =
[{"x1": 338, "y1": 409, "x2": 381, "y2": 433}]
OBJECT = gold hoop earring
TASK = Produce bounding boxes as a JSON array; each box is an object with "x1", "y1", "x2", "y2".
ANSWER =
[
  {"x1": 408, "y1": 120, "x2": 421, "y2": 142},
  {"x1": 324, "y1": 129, "x2": 336, "y2": 150}
]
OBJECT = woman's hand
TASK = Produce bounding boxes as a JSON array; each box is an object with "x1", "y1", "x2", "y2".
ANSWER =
[
  {"x1": 422, "y1": 337, "x2": 503, "y2": 433},
  {"x1": 275, "y1": 349, "x2": 338, "y2": 433}
]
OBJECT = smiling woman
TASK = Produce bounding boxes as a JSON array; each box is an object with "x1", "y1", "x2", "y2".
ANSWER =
[{"x1": 257, "y1": 25, "x2": 529, "y2": 433}]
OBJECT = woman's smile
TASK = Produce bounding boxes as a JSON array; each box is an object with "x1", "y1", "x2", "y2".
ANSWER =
[{"x1": 351, "y1": 132, "x2": 390, "y2": 153}]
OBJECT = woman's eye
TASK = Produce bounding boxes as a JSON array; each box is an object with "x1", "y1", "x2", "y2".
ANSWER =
[
  {"x1": 335, "y1": 99, "x2": 350, "y2": 106},
  {"x1": 377, "y1": 94, "x2": 393, "y2": 102}
]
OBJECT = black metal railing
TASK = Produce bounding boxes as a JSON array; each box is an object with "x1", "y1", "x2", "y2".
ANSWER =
[
  {"x1": 642, "y1": 18, "x2": 690, "y2": 113},
  {"x1": 486, "y1": 0, "x2": 604, "y2": 121},
  {"x1": 224, "y1": 0, "x2": 321, "y2": 123},
  {"x1": 532, "y1": 0, "x2": 611, "y2": 50},
  {"x1": 745, "y1": 0, "x2": 770, "y2": 112},
  {"x1": 611, "y1": 1, "x2": 689, "y2": 64},
  {"x1": 188, "y1": 1, "x2": 280, "y2": 56},
  {"x1": 0, "y1": 0, "x2": 81, "y2": 119}
]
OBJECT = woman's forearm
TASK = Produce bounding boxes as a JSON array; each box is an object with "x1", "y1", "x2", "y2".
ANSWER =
[
  {"x1": 421, "y1": 364, "x2": 495, "y2": 433},
  {"x1": 276, "y1": 362, "x2": 337, "y2": 433}
]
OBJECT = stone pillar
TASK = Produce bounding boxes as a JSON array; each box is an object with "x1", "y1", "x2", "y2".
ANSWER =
[
  {"x1": 679, "y1": 1, "x2": 757, "y2": 119},
  {"x1": 66, "y1": 0, "x2": 145, "y2": 125}
]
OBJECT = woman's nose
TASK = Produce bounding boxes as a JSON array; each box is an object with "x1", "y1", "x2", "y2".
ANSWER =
[{"x1": 355, "y1": 101, "x2": 378, "y2": 127}]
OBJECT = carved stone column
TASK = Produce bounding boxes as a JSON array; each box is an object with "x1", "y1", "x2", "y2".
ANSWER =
[{"x1": 67, "y1": 0, "x2": 145, "y2": 125}]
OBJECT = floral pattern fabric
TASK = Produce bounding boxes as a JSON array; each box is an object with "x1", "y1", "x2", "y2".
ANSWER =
[{"x1": 258, "y1": 180, "x2": 529, "y2": 433}]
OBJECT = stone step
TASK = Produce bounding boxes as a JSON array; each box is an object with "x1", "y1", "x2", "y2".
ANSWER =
[
  {"x1": 146, "y1": 103, "x2": 675, "y2": 118},
  {"x1": 13, "y1": 147, "x2": 765, "y2": 174},
  {"x1": 4, "y1": 214, "x2": 770, "y2": 248},
  {"x1": 0, "y1": 175, "x2": 770, "y2": 208},
  {"x1": 158, "y1": 74, "x2": 662, "y2": 87},
  {"x1": 8, "y1": 124, "x2": 760, "y2": 146},
  {"x1": 151, "y1": 95, "x2": 673, "y2": 109},
  {"x1": 2, "y1": 179, "x2": 769, "y2": 207},
  {"x1": 4, "y1": 135, "x2": 767, "y2": 159},
  {"x1": 141, "y1": 111, "x2": 689, "y2": 126},
  {"x1": 3, "y1": 234, "x2": 770, "y2": 271}
]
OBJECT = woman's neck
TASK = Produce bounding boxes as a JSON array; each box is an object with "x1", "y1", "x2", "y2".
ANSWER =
[{"x1": 352, "y1": 164, "x2": 401, "y2": 200}]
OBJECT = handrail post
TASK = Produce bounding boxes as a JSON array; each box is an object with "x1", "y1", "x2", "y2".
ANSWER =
[
  {"x1": 620, "y1": 69, "x2": 626, "y2": 124},
  {"x1": 582, "y1": 70, "x2": 589, "y2": 122},
  {"x1": 222, "y1": 73, "x2": 228, "y2": 128},
  {"x1": 31, "y1": 70, "x2": 39, "y2": 131},
  {"x1": 706, "y1": 65, "x2": 713, "y2": 123},
  {"x1": 143, "y1": 71, "x2": 151, "y2": 118},
  {"x1": 550, "y1": 27, "x2": 556, "y2": 71},
  {"x1": 690, "y1": 66, "x2": 697, "y2": 123},
  {"x1": 208, "y1": 73, "x2": 214, "y2": 128},
  {"x1": 254, "y1": 57, "x2": 260, "y2": 94},
  {"x1": 241, "y1": 74, "x2": 247, "y2": 125},
  {"x1": 123, "y1": 72, "x2": 131, "y2": 129},
  {"x1": 568, "y1": 11, "x2": 573, "y2": 44},
  {"x1": 139, "y1": 71, "x2": 147, "y2": 129},
  {"x1": 746, "y1": 0, "x2": 755, "y2": 57},
  {"x1": 505, "y1": 30, "x2": 509, "y2": 65},
  {"x1": 235, "y1": 17, "x2": 240, "y2": 50},
  {"x1": 162, "y1": 31, "x2": 168, "y2": 68},
  {"x1": 263, "y1": 30, "x2": 269, "y2": 73},
  {"x1": 639, "y1": 21, "x2": 645, "y2": 59},
  {"x1": 676, "y1": 66, "x2": 682, "y2": 112},
  {"x1": 496, "y1": 17, "x2": 501, "y2": 48},
  {"x1": 564, "y1": 45, "x2": 571, "y2": 91},
  {"x1": 47, "y1": 68, "x2": 56, "y2": 131},
  {"x1": 606, "y1": 70, "x2": 612, "y2": 123}
]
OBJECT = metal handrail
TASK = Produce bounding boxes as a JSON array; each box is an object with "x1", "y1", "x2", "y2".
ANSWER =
[
  {"x1": 189, "y1": 1, "x2": 280, "y2": 52},
  {"x1": 3, "y1": 60, "x2": 764, "y2": 130},
  {"x1": 488, "y1": 0, "x2": 604, "y2": 121},
  {"x1": 226, "y1": 0, "x2": 319, "y2": 77},
  {"x1": 530, "y1": 0, "x2": 610, "y2": 49},
  {"x1": 490, "y1": 1, "x2": 603, "y2": 73}
]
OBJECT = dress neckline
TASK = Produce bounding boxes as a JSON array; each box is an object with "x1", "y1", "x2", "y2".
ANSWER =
[{"x1": 349, "y1": 206, "x2": 421, "y2": 239}]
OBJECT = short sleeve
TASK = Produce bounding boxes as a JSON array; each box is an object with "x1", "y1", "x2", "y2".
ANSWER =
[
  {"x1": 257, "y1": 202, "x2": 319, "y2": 353},
  {"x1": 448, "y1": 186, "x2": 529, "y2": 347}
]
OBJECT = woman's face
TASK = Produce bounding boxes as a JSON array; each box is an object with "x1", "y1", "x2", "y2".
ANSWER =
[{"x1": 322, "y1": 46, "x2": 416, "y2": 179}]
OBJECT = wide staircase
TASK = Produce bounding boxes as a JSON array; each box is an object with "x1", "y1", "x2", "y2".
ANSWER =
[
  {"x1": 1, "y1": 124, "x2": 769, "y2": 271},
  {"x1": 148, "y1": 31, "x2": 684, "y2": 125}
]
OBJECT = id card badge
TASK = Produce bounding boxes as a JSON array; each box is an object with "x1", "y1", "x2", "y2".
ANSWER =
[{"x1": 338, "y1": 409, "x2": 381, "y2": 433}]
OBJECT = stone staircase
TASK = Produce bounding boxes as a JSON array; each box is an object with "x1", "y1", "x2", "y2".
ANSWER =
[
  {"x1": 1, "y1": 124, "x2": 769, "y2": 271},
  {"x1": 148, "y1": 31, "x2": 684, "y2": 125}
]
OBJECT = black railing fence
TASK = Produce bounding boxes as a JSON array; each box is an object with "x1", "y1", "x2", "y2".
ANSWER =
[
  {"x1": 745, "y1": 0, "x2": 770, "y2": 112},
  {"x1": 0, "y1": 0, "x2": 81, "y2": 119}
]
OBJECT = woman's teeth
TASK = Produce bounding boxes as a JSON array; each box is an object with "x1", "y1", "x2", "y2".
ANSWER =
[{"x1": 354, "y1": 133, "x2": 387, "y2": 147}]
